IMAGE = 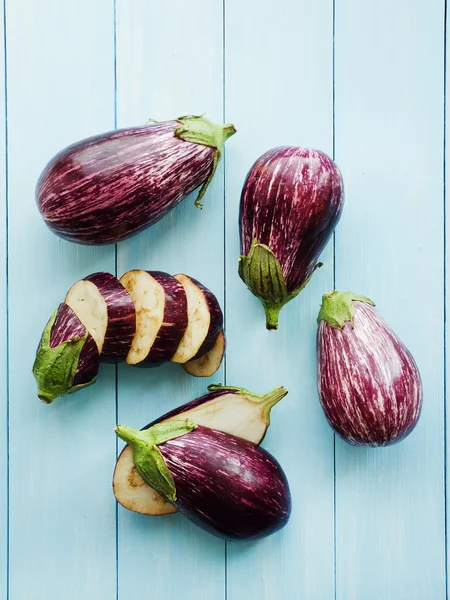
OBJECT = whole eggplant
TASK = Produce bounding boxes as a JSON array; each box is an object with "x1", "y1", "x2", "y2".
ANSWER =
[
  {"x1": 37, "y1": 115, "x2": 236, "y2": 245},
  {"x1": 239, "y1": 146, "x2": 344, "y2": 329},
  {"x1": 33, "y1": 304, "x2": 99, "y2": 404},
  {"x1": 113, "y1": 384, "x2": 288, "y2": 516},
  {"x1": 116, "y1": 420, "x2": 291, "y2": 541},
  {"x1": 317, "y1": 291, "x2": 423, "y2": 446}
]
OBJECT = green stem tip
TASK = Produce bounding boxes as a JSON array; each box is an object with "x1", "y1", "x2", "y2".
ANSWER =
[
  {"x1": 238, "y1": 239, "x2": 322, "y2": 330},
  {"x1": 174, "y1": 114, "x2": 236, "y2": 208},
  {"x1": 206, "y1": 383, "x2": 288, "y2": 424},
  {"x1": 259, "y1": 386, "x2": 289, "y2": 423},
  {"x1": 317, "y1": 290, "x2": 375, "y2": 328}
]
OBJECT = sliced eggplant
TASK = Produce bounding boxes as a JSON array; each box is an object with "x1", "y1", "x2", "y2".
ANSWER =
[
  {"x1": 83, "y1": 272, "x2": 136, "y2": 363},
  {"x1": 139, "y1": 271, "x2": 188, "y2": 366},
  {"x1": 189, "y1": 276, "x2": 223, "y2": 358},
  {"x1": 171, "y1": 273, "x2": 210, "y2": 363},
  {"x1": 113, "y1": 384, "x2": 287, "y2": 516},
  {"x1": 119, "y1": 270, "x2": 166, "y2": 366},
  {"x1": 183, "y1": 330, "x2": 225, "y2": 377},
  {"x1": 33, "y1": 303, "x2": 99, "y2": 404},
  {"x1": 116, "y1": 421, "x2": 292, "y2": 540},
  {"x1": 65, "y1": 276, "x2": 108, "y2": 353}
]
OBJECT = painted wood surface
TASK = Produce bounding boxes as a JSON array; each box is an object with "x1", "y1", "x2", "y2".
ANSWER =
[{"x1": 0, "y1": 1, "x2": 447, "y2": 600}]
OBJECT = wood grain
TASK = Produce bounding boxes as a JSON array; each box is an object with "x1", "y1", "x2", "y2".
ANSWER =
[
  {"x1": 334, "y1": 0, "x2": 445, "y2": 598},
  {"x1": 224, "y1": 0, "x2": 336, "y2": 598},
  {"x1": 5, "y1": 0, "x2": 117, "y2": 598}
]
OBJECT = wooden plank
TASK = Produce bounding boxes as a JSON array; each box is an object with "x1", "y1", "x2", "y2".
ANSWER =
[
  {"x1": 0, "y1": 0, "x2": 7, "y2": 595},
  {"x1": 6, "y1": 1, "x2": 117, "y2": 597},
  {"x1": 115, "y1": 2, "x2": 227, "y2": 597},
  {"x1": 334, "y1": 1, "x2": 445, "y2": 598},
  {"x1": 224, "y1": 1, "x2": 336, "y2": 598}
]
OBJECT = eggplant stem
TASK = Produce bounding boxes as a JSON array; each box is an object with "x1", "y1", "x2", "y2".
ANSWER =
[
  {"x1": 259, "y1": 387, "x2": 289, "y2": 424},
  {"x1": 262, "y1": 301, "x2": 282, "y2": 330}
]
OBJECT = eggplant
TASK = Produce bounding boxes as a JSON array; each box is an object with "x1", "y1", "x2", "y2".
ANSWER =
[
  {"x1": 182, "y1": 330, "x2": 225, "y2": 377},
  {"x1": 116, "y1": 419, "x2": 291, "y2": 540},
  {"x1": 188, "y1": 276, "x2": 223, "y2": 359},
  {"x1": 33, "y1": 270, "x2": 225, "y2": 403},
  {"x1": 33, "y1": 303, "x2": 99, "y2": 404},
  {"x1": 170, "y1": 273, "x2": 213, "y2": 364},
  {"x1": 239, "y1": 146, "x2": 344, "y2": 329},
  {"x1": 36, "y1": 115, "x2": 236, "y2": 245},
  {"x1": 65, "y1": 272, "x2": 136, "y2": 363},
  {"x1": 119, "y1": 270, "x2": 188, "y2": 367},
  {"x1": 317, "y1": 291, "x2": 423, "y2": 446},
  {"x1": 113, "y1": 383, "x2": 287, "y2": 515}
]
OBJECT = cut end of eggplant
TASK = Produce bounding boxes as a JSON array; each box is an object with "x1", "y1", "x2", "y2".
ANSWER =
[
  {"x1": 183, "y1": 330, "x2": 225, "y2": 377},
  {"x1": 65, "y1": 279, "x2": 108, "y2": 353},
  {"x1": 112, "y1": 383, "x2": 288, "y2": 516},
  {"x1": 171, "y1": 274, "x2": 211, "y2": 364},
  {"x1": 119, "y1": 270, "x2": 166, "y2": 365},
  {"x1": 113, "y1": 446, "x2": 177, "y2": 515}
]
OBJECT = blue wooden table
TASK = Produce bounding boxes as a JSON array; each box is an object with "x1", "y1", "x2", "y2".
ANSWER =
[{"x1": 0, "y1": 1, "x2": 446, "y2": 598}]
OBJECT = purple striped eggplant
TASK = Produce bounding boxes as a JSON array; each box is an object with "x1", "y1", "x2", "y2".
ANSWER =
[
  {"x1": 113, "y1": 383, "x2": 288, "y2": 515},
  {"x1": 317, "y1": 291, "x2": 423, "y2": 446},
  {"x1": 33, "y1": 303, "x2": 99, "y2": 404},
  {"x1": 116, "y1": 419, "x2": 291, "y2": 540},
  {"x1": 65, "y1": 272, "x2": 136, "y2": 363},
  {"x1": 37, "y1": 115, "x2": 237, "y2": 245},
  {"x1": 33, "y1": 270, "x2": 225, "y2": 403},
  {"x1": 239, "y1": 147, "x2": 344, "y2": 329}
]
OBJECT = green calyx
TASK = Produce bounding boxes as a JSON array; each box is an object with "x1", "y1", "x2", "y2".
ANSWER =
[
  {"x1": 115, "y1": 419, "x2": 197, "y2": 503},
  {"x1": 174, "y1": 115, "x2": 236, "y2": 208},
  {"x1": 317, "y1": 290, "x2": 375, "y2": 328},
  {"x1": 32, "y1": 309, "x2": 94, "y2": 404},
  {"x1": 238, "y1": 240, "x2": 322, "y2": 330}
]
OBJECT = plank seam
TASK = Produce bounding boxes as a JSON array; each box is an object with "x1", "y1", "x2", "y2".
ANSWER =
[
  {"x1": 444, "y1": 0, "x2": 448, "y2": 597},
  {"x1": 2, "y1": 0, "x2": 9, "y2": 597},
  {"x1": 222, "y1": 1, "x2": 228, "y2": 599},
  {"x1": 113, "y1": 0, "x2": 119, "y2": 598},
  {"x1": 332, "y1": 0, "x2": 337, "y2": 598}
]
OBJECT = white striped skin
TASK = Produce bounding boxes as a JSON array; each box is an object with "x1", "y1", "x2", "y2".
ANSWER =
[
  {"x1": 317, "y1": 302, "x2": 423, "y2": 446},
  {"x1": 37, "y1": 121, "x2": 214, "y2": 244},
  {"x1": 240, "y1": 146, "x2": 344, "y2": 292}
]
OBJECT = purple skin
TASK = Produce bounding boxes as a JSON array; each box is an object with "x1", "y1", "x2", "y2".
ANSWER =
[
  {"x1": 50, "y1": 303, "x2": 99, "y2": 386},
  {"x1": 240, "y1": 147, "x2": 344, "y2": 291},
  {"x1": 84, "y1": 272, "x2": 136, "y2": 363},
  {"x1": 159, "y1": 425, "x2": 291, "y2": 541},
  {"x1": 189, "y1": 277, "x2": 224, "y2": 359},
  {"x1": 317, "y1": 301, "x2": 423, "y2": 446},
  {"x1": 37, "y1": 118, "x2": 235, "y2": 245},
  {"x1": 136, "y1": 271, "x2": 188, "y2": 367},
  {"x1": 239, "y1": 147, "x2": 344, "y2": 329}
]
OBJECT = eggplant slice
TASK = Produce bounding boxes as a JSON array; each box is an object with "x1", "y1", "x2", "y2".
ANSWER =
[
  {"x1": 65, "y1": 279, "x2": 108, "y2": 353},
  {"x1": 183, "y1": 330, "x2": 225, "y2": 377},
  {"x1": 119, "y1": 270, "x2": 166, "y2": 365},
  {"x1": 171, "y1": 274, "x2": 211, "y2": 363}
]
